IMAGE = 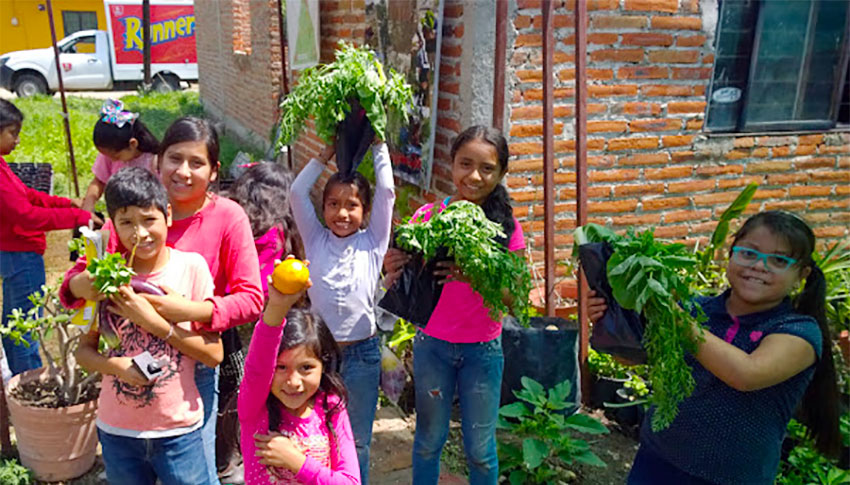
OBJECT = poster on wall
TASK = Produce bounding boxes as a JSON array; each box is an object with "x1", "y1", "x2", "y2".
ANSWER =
[
  {"x1": 365, "y1": 0, "x2": 443, "y2": 189},
  {"x1": 286, "y1": 0, "x2": 320, "y2": 70}
]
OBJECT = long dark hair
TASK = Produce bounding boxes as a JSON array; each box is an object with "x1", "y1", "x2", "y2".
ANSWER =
[
  {"x1": 0, "y1": 99, "x2": 23, "y2": 131},
  {"x1": 322, "y1": 172, "x2": 373, "y2": 230},
  {"x1": 266, "y1": 309, "x2": 347, "y2": 448},
  {"x1": 93, "y1": 118, "x2": 159, "y2": 154},
  {"x1": 227, "y1": 162, "x2": 305, "y2": 260},
  {"x1": 450, "y1": 125, "x2": 515, "y2": 247},
  {"x1": 158, "y1": 117, "x2": 220, "y2": 179},
  {"x1": 730, "y1": 210, "x2": 839, "y2": 457}
]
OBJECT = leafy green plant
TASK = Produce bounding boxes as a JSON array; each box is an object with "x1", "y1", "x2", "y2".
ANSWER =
[
  {"x1": 814, "y1": 240, "x2": 850, "y2": 333},
  {"x1": 0, "y1": 283, "x2": 98, "y2": 407},
  {"x1": 587, "y1": 348, "x2": 629, "y2": 379},
  {"x1": 0, "y1": 458, "x2": 33, "y2": 485},
  {"x1": 87, "y1": 252, "x2": 135, "y2": 296},
  {"x1": 575, "y1": 224, "x2": 706, "y2": 431},
  {"x1": 278, "y1": 41, "x2": 413, "y2": 147},
  {"x1": 776, "y1": 420, "x2": 850, "y2": 485},
  {"x1": 386, "y1": 318, "x2": 416, "y2": 355},
  {"x1": 395, "y1": 200, "x2": 532, "y2": 324},
  {"x1": 498, "y1": 377, "x2": 608, "y2": 484}
]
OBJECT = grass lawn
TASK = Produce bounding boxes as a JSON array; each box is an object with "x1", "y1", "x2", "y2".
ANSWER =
[{"x1": 6, "y1": 91, "x2": 264, "y2": 199}]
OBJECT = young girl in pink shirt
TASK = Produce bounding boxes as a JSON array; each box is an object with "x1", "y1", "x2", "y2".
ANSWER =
[
  {"x1": 383, "y1": 126, "x2": 525, "y2": 484},
  {"x1": 239, "y1": 268, "x2": 360, "y2": 484}
]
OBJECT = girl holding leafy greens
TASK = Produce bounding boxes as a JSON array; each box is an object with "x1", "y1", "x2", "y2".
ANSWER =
[
  {"x1": 383, "y1": 126, "x2": 525, "y2": 485},
  {"x1": 589, "y1": 211, "x2": 839, "y2": 484},
  {"x1": 290, "y1": 137, "x2": 393, "y2": 485}
]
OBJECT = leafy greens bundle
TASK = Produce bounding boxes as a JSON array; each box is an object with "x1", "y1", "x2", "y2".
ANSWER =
[
  {"x1": 575, "y1": 223, "x2": 706, "y2": 431},
  {"x1": 278, "y1": 42, "x2": 413, "y2": 147},
  {"x1": 395, "y1": 200, "x2": 532, "y2": 324}
]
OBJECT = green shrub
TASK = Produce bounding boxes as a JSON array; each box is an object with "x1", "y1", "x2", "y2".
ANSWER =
[{"x1": 0, "y1": 458, "x2": 33, "y2": 485}]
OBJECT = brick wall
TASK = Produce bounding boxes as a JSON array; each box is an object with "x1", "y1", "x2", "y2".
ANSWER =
[
  {"x1": 505, "y1": 0, "x2": 849, "y2": 271},
  {"x1": 194, "y1": 0, "x2": 284, "y2": 153}
]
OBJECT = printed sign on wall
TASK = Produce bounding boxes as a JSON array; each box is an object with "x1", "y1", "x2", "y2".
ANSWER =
[{"x1": 108, "y1": 3, "x2": 197, "y2": 65}]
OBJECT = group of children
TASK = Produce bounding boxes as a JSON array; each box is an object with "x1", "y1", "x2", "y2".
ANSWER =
[{"x1": 0, "y1": 94, "x2": 841, "y2": 485}]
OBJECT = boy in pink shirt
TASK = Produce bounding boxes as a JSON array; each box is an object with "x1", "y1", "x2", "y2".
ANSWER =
[{"x1": 74, "y1": 167, "x2": 223, "y2": 484}]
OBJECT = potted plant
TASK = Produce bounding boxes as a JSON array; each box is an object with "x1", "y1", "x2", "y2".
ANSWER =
[
  {"x1": 586, "y1": 348, "x2": 629, "y2": 409},
  {"x1": 0, "y1": 281, "x2": 100, "y2": 481}
]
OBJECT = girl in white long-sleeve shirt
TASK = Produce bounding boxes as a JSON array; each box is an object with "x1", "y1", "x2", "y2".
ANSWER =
[{"x1": 290, "y1": 140, "x2": 393, "y2": 485}]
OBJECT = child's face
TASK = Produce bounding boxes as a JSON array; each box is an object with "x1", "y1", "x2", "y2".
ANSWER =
[
  {"x1": 726, "y1": 225, "x2": 810, "y2": 314},
  {"x1": 323, "y1": 182, "x2": 364, "y2": 238},
  {"x1": 451, "y1": 139, "x2": 503, "y2": 205},
  {"x1": 159, "y1": 140, "x2": 218, "y2": 205},
  {"x1": 0, "y1": 124, "x2": 21, "y2": 156},
  {"x1": 271, "y1": 344, "x2": 323, "y2": 418},
  {"x1": 113, "y1": 204, "x2": 171, "y2": 269},
  {"x1": 98, "y1": 138, "x2": 139, "y2": 162}
]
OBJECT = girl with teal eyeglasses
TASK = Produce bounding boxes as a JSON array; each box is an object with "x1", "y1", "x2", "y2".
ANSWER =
[{"x1": 589, "y1": 210, "x2": 840, "y2": 484}]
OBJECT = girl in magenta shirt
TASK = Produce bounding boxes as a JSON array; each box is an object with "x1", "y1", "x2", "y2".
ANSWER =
[
  {"x1": 239, "y1": 269, "x2": 360, "y2": 484},
  {"x1": 63, "y1": 117, "x2": 263, "y2": 484},
  {"x1": 384, "y1": 126, "x2": 525, "y2": 484}
]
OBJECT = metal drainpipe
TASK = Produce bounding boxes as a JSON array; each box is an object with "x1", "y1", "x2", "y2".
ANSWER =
[
  {"x1": 277, "y1": 0, "x2": 293, "y2": 169},
  {"x1": 542, "y1": 0, "x2": 555, "y2": 317},
  {"x1": 574, "y1": 0, "x2": 590, "y2": 403},
  {"x1": 493, "y1": 0, "x2": 508, "y2": 131}
]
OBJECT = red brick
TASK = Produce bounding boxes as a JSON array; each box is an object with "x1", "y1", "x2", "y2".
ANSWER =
[
  {"x1": 813, "y1": 226, "x2": 849, "y2": 238},
  {"x1": 662, "y1": 135, "x2": 694, "y2": 147},
  {"x1": 517, "y1": 69, "x2": 544, "y2": 82},
  {"x1": 592, "y1": 15, "x2": 648, "y2": 29},
  {"x1": 589, "y1": 200, "x2": 640, "y2": 213},
  {"x1": 589, "y1": 169, "x2": 640, "y2": 182},
  {"x1": 510, "y1": 159, "x2": 543, "y2": 172},
  {"x1": 810, "y1": 170, "x2": 850, "y2": 182},
  {"x1": 589, "y1": 33, "x2": 619, "y2": 44},
  {"x1": 506, "y1": 176, "x2": 529, "y2": 189},
  {"x1": 529, "y1": 172, "x2": 577, "y2": 185},
  {"x1": 589, "y1": 85, "x2": 639, "y2": 97},
  {"x1": 668, "y1": 101, "x2": 706, "y2": 113},
  {"x1": 616, "y1": 102, "x2": 663, "y2": 116},
  {"x1": 523, "y1": 87, "x2": 575, "y2": 100},
  {"x1": 442, "y1": 43, "x2": 462, "y2": 58},
  {"x1": 799, "y1": 134, "x2": 824, "y2": 145},
  {"x1": 668, "y1": 179, "x2": 715, "y2": 193},
  {"x1": 771, "y1": 146, "x2": 791, "y2": 157},
  {"x1": 531, "y1": 203, "x2": 577, "y2": 217},
  {"x1": 733, "y1": 137, "x2": 755, "y2": 148},
  {"x1": 588, "y1": 0, "x2": 620, "y2": 10},
  {"x1": 511, "y1": 189, "x2": 545, "y2": 202},
  {"x1": 589, "y1": 69, "x2": 615, "y2": 80},
  {"x1": 613, "y1": 214, "x2": 664, "y2": 226},
  {"x1": 618, "y1": 153, "x2": 669, "y2": 166},
  {"x1": 794, "y1": 144, "x2": 817, "y2": 156},
  {"x1": 517, "y1": 0, "x2": 540, "y2": 9},
  {"x1": 618, "y1": 66, "x2": 669, "y2": 79},
  {"x1": 514, "y1": 15, "x2": 533, "y2": 29},
  {"x1": 511, "y1": 105, "x2": 574, "y2": 120},
  {"x1": 752, "y1": 189, "x2": 789, "y2": 200},
  {"x1": 696, "y1": 165, "x2": 744, "y2": 176},
  {"x1": 718, "y1": 175, "x2": 763, "y2": 189},
  {"x1": 588, "y1": 121, "x2": 629, "y2": 133},
  {"x1": 750, "y1": 146, "x2": 769, "y2": 158},
  {"x1": 686, "y1": 119, "x2": 704, "y2": 130},
  {"x1": 672, "y1": 67, "x2": 712, "y2": 80},
  {"x1": 621, "y1": 33, "x2": 674, "y2": 46},
  {"x1": 838, "y1": 186, "x2": 850, "y2": 196},
  {"x1": 692, "y1": 192, "x2": 743, "y2": 206},
  {"x1": 625, "y1": 0, "x2": 678, "y2": 13},
  {"x1": 614, "y1": 183, "x2": 666, "y2": 196},
  {"x1": 651, "y1": 16, "x2": 702, "y2": 30},
  {"x1": 589, "y1": 49, "x2": 644, "y2": 63},
  {"x1": 560, "y1": 186, "x2": 613, "y2": 199},
  {"x1": 795, "y1": 157, "x2": 835, "y2": 170},
  {"x1": 437, "y1": 116, "x2": 462, "y2": 133},
  {"x1": 641, "y1": 84, "x2": 692, "y2": 96},
  {"x1": 664, "y1": 209, "x2": 711, "y2": 224},
  {"x1": 510, "y1": 142, "x2": 543, "y2": 156},
  {"x1": 747, "y1": 161, "x2": 793, "y2": 173},
  {"x1": 608, "y1": 137, "x2": 660, "y2": 151},
  {"x1": 644, "y1": 196, "x2": 691, "y2": 211},
  {"x1": 630, "y1": 118, "x2": 682, "y2": 132},
  {"x1": 515, "y1": 34, "x2": 542, "y2": 48},
  {"x1": 819, "y1": 145, "x2": 850, "y2": 155},
  {"x1": 440, "y1": 81, "x2": 460, "y2": 95},
  {"x1": 677, "y1": 34, "x2": 706, "y2": 47},
  {"x1": 766, "y1": 173, "x2": 808, "y2": 185},
  {"x1": 648, "y1": 49, "x2": 700, "y2": 64},
  {"x1": 789, "y1": 186, "x2": 832, "y2": 197},
  {"x1": 646, "y1": 166, "x2": 693, "y2": 179},
  {"x1": 654, "y1": 224, "x2": 690, "y2": 238},
  {"x1": 509, "y1": 122, "x2": 564, "y2": 137},
  {"x1": 810, "y1": 200, "x2": 849, "y2": 210}
]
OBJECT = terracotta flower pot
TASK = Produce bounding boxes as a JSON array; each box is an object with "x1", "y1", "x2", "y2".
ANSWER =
[
  {"x1": 6, "y1": 368, "x2": 98, "y2": 482},
  {"x1": 529, "y1": 280, "x2": 579, "y2": 318}
]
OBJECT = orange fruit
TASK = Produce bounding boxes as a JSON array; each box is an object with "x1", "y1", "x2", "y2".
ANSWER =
[{"x1": 271, "y1": 259, "x2": 310, "y2": 294}]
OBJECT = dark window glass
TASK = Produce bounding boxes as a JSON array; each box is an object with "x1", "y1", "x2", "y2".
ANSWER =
[{"x1": 62, "y1": 11, "x2": 98, "y2": 37}]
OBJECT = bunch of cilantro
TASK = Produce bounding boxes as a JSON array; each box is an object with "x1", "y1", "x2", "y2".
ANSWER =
[
  {"x1": 395, "y1": 201, "x2": 532, "y2": 325},
  {"x1": 278, "y1": 42, "x2": 413, "y2": 147},
  {"x1": 575, "y1": 223, "x2": 706, "y2": 431}
]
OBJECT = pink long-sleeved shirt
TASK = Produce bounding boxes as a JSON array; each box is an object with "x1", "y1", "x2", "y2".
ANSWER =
[
  {"x1": 60, "y1": 194, "x2": 263, "y2": 332},
  {"x1": 238, "y1": 319, "x2": 360, "y2": 485}
]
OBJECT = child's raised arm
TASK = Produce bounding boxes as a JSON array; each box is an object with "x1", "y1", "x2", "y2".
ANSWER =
[
  {"x1": 365, "y1": 142, "x2": 394, "y2": 252},
  {"x1": 291, "y1": 144, "x2": 335, "y2": 244}
]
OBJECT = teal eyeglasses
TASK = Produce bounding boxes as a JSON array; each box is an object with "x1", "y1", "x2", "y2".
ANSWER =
[{"x1": 731, "y1": 246, "x2": 798, "y2": 273}]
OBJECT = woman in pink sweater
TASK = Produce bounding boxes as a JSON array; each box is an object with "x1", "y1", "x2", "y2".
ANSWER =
[
  {"x1": 63, "y1": 117, "x2": 263, "y2": 485},
  {"x1": 239, "y1": 270, "x2": 359, "y2": 484}
]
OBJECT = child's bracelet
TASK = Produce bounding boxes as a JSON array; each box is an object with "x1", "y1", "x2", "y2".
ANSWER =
[{"x1": 161, "y1": 325, "x2": 174, "y2": 341}]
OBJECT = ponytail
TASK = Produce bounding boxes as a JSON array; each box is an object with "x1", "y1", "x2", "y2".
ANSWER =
[{"x1": 794, "y1": 264, "x2": 840, "y2": 458}]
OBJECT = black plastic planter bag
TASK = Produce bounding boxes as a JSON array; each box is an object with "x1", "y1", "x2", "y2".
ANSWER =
[
  {"x1": 378, "y1": 246, "x2": 450, "y2": 328},
  {"x1": 335, "y1": 98, "x2": 375, "y2": 178},
  {"x1": 579, "y1": 242, "x2": 647, "y2": 364},
  {"x1": 501, "y1": 316, "x2": 581, "y2": 411}
]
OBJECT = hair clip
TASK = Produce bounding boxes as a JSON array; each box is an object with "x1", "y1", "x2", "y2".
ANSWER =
[{"x1": 100, "y1": 99, "x2": 138, "y2": 128}]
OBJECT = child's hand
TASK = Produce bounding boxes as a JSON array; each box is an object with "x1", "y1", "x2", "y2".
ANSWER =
[
  {"x1": 318, "y1": 140, "x2": 336, "y2": 164},
  {"x1": 588, "y1": 290, "x2": 608, "y2": 324},
  {"x1": 383, "y1": 248, "x2": 411, "y2": 288},
  {"x1": 139, "y1": 285, "x2": 191, "y2": 323},
  {"x1": 109, "y1": 286, "x2": 168, "y2": 336},
  {"x1": 69, "y1": 270, "x2": 106, "y2": 302},
  {"x1": 254, "y1": 432, "x2": 306, "y2": 473},
  {"x1": 434, "y1": 261, "x2": 469, "y2": 285},
  {"x1": 264, "y1": 258, "x2": 311, "y2": 326},
  {"x1": 113, "y1": 356, "x2": 150, "y2": 387}
]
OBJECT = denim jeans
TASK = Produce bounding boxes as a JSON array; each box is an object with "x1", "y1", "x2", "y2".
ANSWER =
[
  {"x1": 340, "y1": 334, "x2": 380, "y2": 484},
  {"x1": 412, "y1": 331, "x2": 503, "y2": 485},
  {"x1": 627, "y1": 445, "x2": 715, "y2": 485},
  {"x1": 97, "y1": 427, "x2": 210, "y2": 485},
  {"x1": 195, "y1": 362, "x2": 220, "y2": 485},
  {"x1": 0, "y1": 251, "x2": 44, "y2": 375}
]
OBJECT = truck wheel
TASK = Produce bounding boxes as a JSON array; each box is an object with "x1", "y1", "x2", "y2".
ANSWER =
[
  {"x1": 152, "y1": 73, "x2": 181, "y2": 92},
  {"x1": 14, "y1": 74, "x2": 48, "y2": 97}
]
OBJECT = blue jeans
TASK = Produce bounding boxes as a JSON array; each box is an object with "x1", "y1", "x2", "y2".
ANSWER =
[
  {"x1": 0, "y1": 251, "x2": 44, "y2": 375},
  {"x1": 340, "y1": 335, "x2": 381, "y2": 485},
  {"x1": 628, "y1": 445, "x2": 716, "y2": 485},
  {"x1": 412, "y1": 331, "x2": 503, "y2": 485},
  {"x1": 195, "y1": 362, "x2": 220, "y2": 485},
  {"x1": 97, "y1": 427, "x2": 210, "y2": 485}
]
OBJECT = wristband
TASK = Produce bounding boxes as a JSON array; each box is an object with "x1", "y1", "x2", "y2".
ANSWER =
[{"x1": 162, "y1": 325, "x2": 174, "y2": 341}]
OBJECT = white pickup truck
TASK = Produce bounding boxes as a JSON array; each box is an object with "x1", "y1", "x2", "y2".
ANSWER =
[{"x1": 0, "y1": 0, "x2": 197, "y2": 96}]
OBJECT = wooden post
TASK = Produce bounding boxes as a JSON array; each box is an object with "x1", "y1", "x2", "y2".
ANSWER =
[
  {"x1": 143, "y1": 0, "x2": 151, "y2": 87},
  {"x1": 574, "y1": 0, "x2": 590, "y2": 404}
]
